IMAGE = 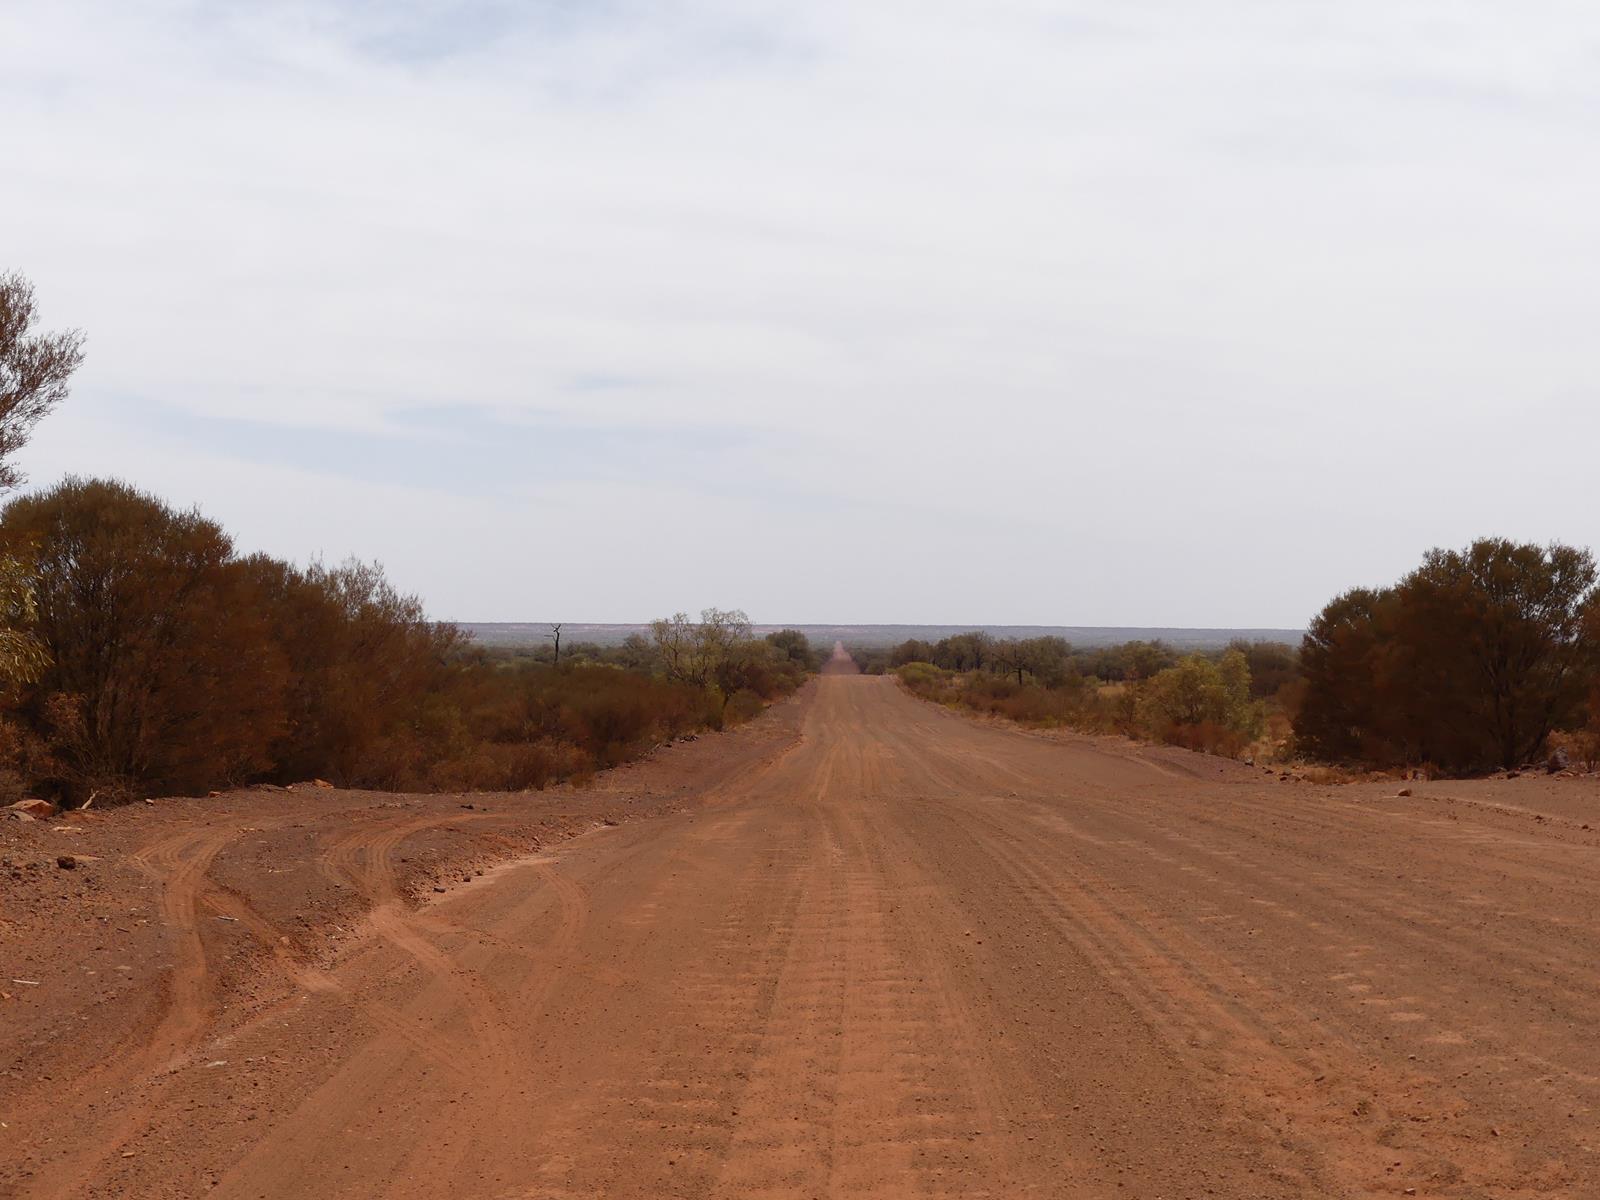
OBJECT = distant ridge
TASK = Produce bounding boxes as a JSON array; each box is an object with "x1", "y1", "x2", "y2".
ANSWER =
[{"x1": 459, "y1": 623, "x2": 1304, "y2": 650}]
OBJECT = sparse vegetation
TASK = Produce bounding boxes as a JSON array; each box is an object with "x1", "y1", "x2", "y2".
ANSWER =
[
  {"x1": 889, "y1": 634, "x2": 1280, "y2": 758},
  {"x1": 1134, "y1": 649, "x2": 1264, "y2": 758},
  {"x1": 0, "y1": 478, "x2": 815, "y2": 805},
  {"x1": 9, "y1": 270, "x2": 1598, "y2": 798}
]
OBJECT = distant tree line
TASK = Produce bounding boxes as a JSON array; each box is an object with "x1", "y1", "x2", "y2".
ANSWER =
[
  {"x1": 874, "y1": 632, "x2": 1276, "y2": 758},
  {"x1": 876, "y1": 539, "x2": 1600, "y2": 776}
]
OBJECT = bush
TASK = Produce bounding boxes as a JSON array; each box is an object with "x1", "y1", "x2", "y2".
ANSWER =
[
  {"x1": 765, "y1": 629, "x2": 821, "y2": 672},
  {"x1": 724, "y1": 688, "x2": 766, "y2": 724},
  {"x1": 897, "y1": 661, "x2": 1117, "y2": 732},
  {"x1": 0, "y1": 478, "x2": 799, "y2": 803},
  {"x1": 1296, "y1": 539, "x2": 1600, "y2": 773},
  {"x1": 425, "y1": 739, "x2": 591, "y2": 792},
  {"x1": 1137, "y1": 651, "x2": 1264, "y2": 751},
  {"x1": 1227, "y1": 640, "x2": 1299, "y2": 699},
  {"x1": 895, "y1": 648, "x2": 1264, "y2": 757},
  {"x1": 895, "y1": 661, "x2": 961, "y2": 704},
  {"x1": 2, "y1": 478, "x2": 289, "y2": 801},
  {"x1": 846, "y1": 644, "x2": 892, "y2": 675},
  {"x1": 0, "y1": 714, "x2": 56, "y2": 802}
]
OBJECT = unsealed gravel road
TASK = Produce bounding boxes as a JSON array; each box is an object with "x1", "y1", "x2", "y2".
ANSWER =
[{"x1": 6, "y1": 653, "x2": 1600, "y2": 1198}]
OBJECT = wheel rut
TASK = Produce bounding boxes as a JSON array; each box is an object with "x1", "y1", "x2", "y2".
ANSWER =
[{"x1": 14, "y1": 672, "x2": 1600, "y2": 1199}]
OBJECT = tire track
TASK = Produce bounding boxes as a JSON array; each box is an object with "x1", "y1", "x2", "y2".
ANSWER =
[{"x1": 20, "y1": 819, "x2": 295, "y2": 1198}]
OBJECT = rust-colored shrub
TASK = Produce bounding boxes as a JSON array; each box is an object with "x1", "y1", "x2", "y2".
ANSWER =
[
  {"x1": 0, "y1": 478, "x2": 797, "y2": 803},
  {"x1": 723, "y1": 688, "x2": 766, "y2": 725},
  {"x1": 1163, "y1": 721, "x2": 1252, "y2": 759},
  {"x1": 1297, "y1": 540, "x2": 1600, "y2": 773},
  {"x1": 2, "y1": 479, "x2": 288, "y2": 802}
]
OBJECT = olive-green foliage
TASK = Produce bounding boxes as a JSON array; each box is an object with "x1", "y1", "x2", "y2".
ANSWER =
[
  {"x1": 846, "y1": 644, "x2": 894, "y2": 675},
  {"x1": 650, "y1": 608, "x2": 751, "y2": 691},
  {"x1": 884, "y1": 632, "x2": 1068, "y2": 681},
  {"x1": 0, "y1": 553, "x2": 47, "y2": 686},
  {"x1": 648, "y1": 611, "x2": 815, "y2": 705},
  {"x1": 896, "y1": 660, "x2": 1115, "y2": 731},
  {"x1": 895, "y1": 645, "x2": 1266, "y2": 758},
  {"x1": 1076, "y1": 639, "x2": 1178, "y2": 682},
  {"x1": 0, "y1": 270, "x2": 82, "y2": 688},
  {"x1": 1, "y1": 270, "x2": 85, "y2": 493},
  {"x1": 1136, "y1": 650, "x2": 1265, "y2": 755},
  {"x1": 1227, "y1": 639, "x2": 1299, "y2": 699},
  {"x1": 765, "y1": 628, "x2": 822, "y2": 672}
]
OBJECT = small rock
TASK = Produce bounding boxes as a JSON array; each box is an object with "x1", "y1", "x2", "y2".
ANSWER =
[
  {"x1": 9, "y1": 810, "x2": 35, "y2": 823},
  {"x1": 313, "y1": 779, "x2": 333, "y2": 790},
  {"x1": 56, "y1": 855, "x2": 77, "y2": 870},
  {"x1": 1398, "y1": 788, "x2": 1412, "y2": 797},
  {"x1": 432, "y1": 885, "x2": 446, "y2": 893},
  {"x1": 8, "y1": 799, "x2": 57, "y2": 819}
]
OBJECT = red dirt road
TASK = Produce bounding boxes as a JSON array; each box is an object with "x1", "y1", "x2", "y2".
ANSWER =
[{"x1": 6, "y1": 660, "x2": 1600, "y2": 1197}]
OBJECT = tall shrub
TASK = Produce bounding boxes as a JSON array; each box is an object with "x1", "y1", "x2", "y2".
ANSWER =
[{"x1": 2, "y1": 478, "x2": 288, "y2": 798}]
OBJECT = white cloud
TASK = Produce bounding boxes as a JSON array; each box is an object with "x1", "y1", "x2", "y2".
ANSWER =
[{"x1": 5, "y1": 0, "x2": 1600, "y2": 624}]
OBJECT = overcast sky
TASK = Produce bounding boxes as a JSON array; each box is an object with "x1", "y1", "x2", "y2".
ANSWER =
[{"x1": 5, "y1": 1, "x2": 1599, "y2": 626}]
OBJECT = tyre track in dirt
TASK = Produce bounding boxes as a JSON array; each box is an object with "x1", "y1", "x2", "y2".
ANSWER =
[
  {"x1": 983, "y1": 779, "x2": 1600, "y2": 1148},
  {"x1": 11, "y1": 665, "x2": 1600, "y2": 1198},
  {"x1": 201, "y1": 811, "x2": 539, "y2": 1197},
  {"x1": 869, "y1": 687, "x2": 1600, "y2": 1195},
  {"x1": 15, "y1": 818, "x2": 300, "y2": 1198}
]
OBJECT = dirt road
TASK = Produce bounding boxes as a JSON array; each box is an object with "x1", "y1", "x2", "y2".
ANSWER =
[{"x1": 6, "y1": 658, "x2": 1600, "y2": 1198}]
